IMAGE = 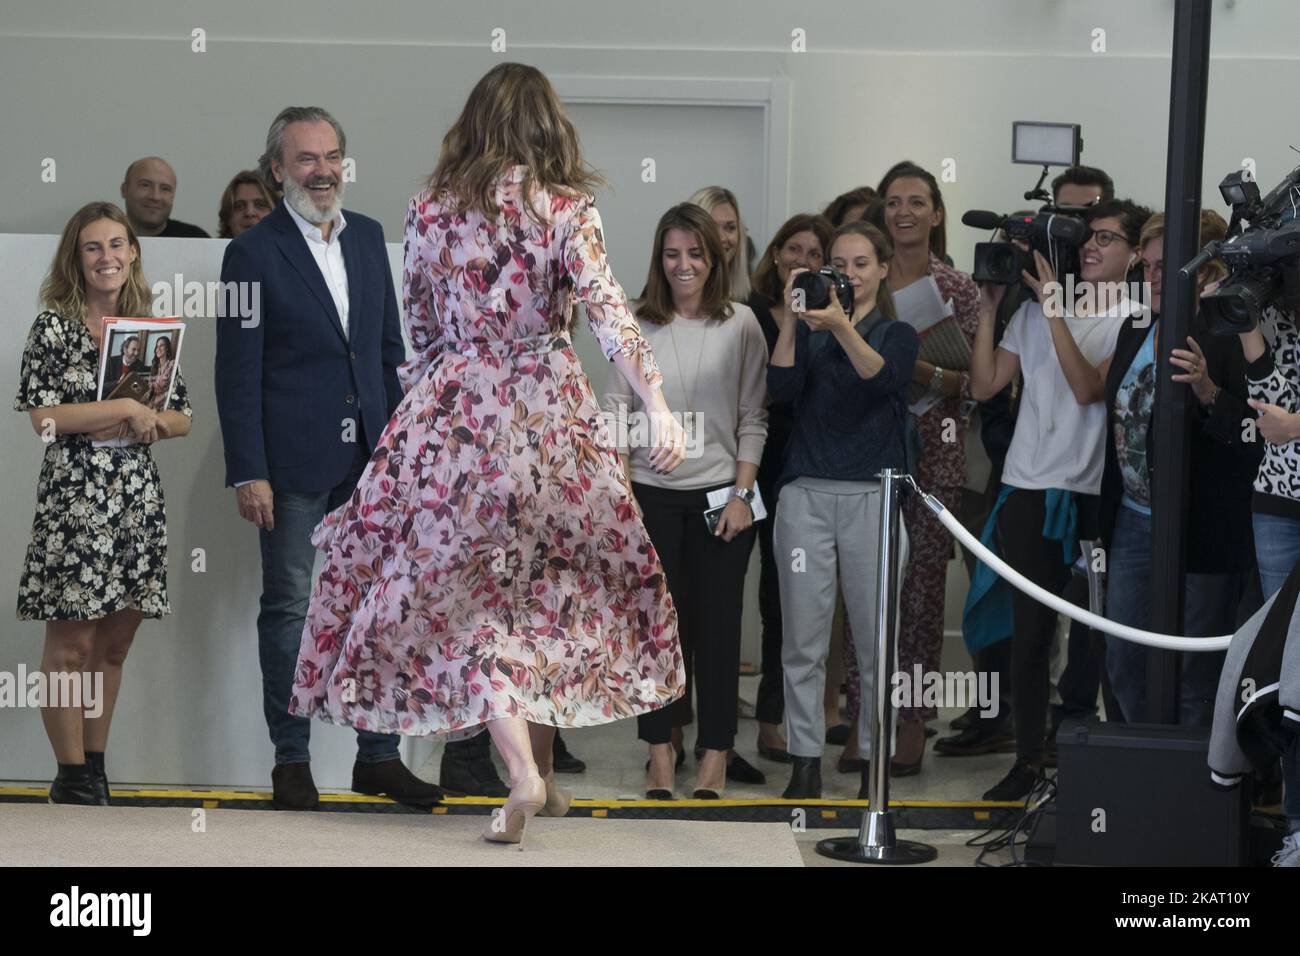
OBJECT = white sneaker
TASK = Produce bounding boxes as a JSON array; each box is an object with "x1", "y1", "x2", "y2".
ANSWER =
[{"x1": 1272, "y1": 833, "x2": 1300, "y2": 867}]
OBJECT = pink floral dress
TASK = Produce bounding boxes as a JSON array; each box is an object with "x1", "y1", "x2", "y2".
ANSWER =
[{"x1": 287, "y1": 166, "x2": 684, "y2": 736}]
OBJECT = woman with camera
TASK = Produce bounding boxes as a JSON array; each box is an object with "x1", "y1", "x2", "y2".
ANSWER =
[
  {"x1": 1098, "y1": 210, "x2": 1260, "y2": 727},
  {"x1": 841, "y1": 161, "x2": 980, "y2": 776},
  {"x1": 768, "y1": 221, "x2": 919, "y2": 799},
  {"x1": 602, "y1": 202, "x2": 769, "y2": 799},
  {"x1": 746, "y1": 213, "x2": 833, "y2": 764},
  {"x1": 969, "y1": 199, "x2": 1146, "y2": 801}
]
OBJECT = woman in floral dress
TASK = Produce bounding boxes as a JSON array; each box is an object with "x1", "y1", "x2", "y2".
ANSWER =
[
  {"x1": 15, "y1": 201, "x2": 193, "y2": 806},
  {"x1": 288, "y1": 63, "x2": 688, "y2": 845}
]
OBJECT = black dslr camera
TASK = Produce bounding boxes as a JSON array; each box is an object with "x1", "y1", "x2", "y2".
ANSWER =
[
  {"x1": 792, "y1": 266, "x2": 854, "y2": 314},
  {"x1": 1191, "y1": 165, "x2": 1300, "y2": 334}
]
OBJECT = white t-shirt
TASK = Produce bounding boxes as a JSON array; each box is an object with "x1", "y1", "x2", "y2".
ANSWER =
[{"x1": 998, "y1": 299, "x2": 1128, "y2": 495}]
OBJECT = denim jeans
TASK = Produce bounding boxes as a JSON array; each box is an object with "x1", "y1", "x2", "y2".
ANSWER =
[
  {"x1": 1251, "y1": 511, "x2": 1300, "y2": 821},
  {"x1": 1104, "y1": 506, "x2": 1234, "y2": 727},
  {"x1": 256, "y1": 444, "x2": 400, "y2": 766}
]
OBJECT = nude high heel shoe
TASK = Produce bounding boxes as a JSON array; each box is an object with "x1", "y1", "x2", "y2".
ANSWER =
[
  {"x1": 482, "y1": 774, "x2": 546, "y2": 847},
  {"x1": 537, "y1": 770, "x2": 572, "y2": 817}
]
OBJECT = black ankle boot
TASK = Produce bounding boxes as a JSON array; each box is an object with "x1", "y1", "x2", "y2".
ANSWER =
[
  {"x1": 782, "y1": 756, "x2": 822, "y2": 799},
  {"x1": 49, "y1": 762, "x2": 98, "y2": 805},
  {"x1": 857, "y1": 762, "x2": 874, "y2": 800},
  {"x1": 86, "y1": 751, "x2": 111, "y2": 806}
]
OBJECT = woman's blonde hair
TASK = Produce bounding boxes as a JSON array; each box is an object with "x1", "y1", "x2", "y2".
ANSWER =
[
  {"x1": 636, "y1": 203, "x2": 735, "y2": 326},
  {"x1": 427, "y1": 62, "x2": 606, "y2": 222},
  {"x1": 1139, "y1": 210, "x2": 1229, "y2": 286},
  {"x1": 688, "y1": 185, "x2": 750, "y2": 300},
  {"x1": 40, "y1": 202, "x2": 152, "y2": 321}
]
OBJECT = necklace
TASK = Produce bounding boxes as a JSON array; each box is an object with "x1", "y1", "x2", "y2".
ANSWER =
[{"x1": 667, "y1": 312, "x2": 710, "y2": 442}]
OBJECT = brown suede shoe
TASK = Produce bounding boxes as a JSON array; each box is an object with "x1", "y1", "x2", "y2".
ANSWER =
[{"x1": 271, "y1": 762, "x2": 320, "y2": 811}]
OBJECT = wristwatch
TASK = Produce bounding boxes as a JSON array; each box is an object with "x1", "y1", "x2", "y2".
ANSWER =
[
  {"x1": 929, "y1": 364, "x2": 945, "y2": 392},
  {"x1": 731, "y1": 486, "x2": 756, "y2": 509}
]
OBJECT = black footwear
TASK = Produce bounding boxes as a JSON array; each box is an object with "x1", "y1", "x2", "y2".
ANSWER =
[
  {"x1": 890, "y1": 754, "x2": 923, "y2": 777},
  {"x1": 49, "y1": 762, "x2": 98, "y2": 805},
  {"x1": 934, "y1": 722, "x2": 1016, "y2": 756},
  {"x1": 856, "y1": 763, "x2": 873, "y2": 800},
  {"x1": 837, "y1": 756, "x2": 867, "y2": 773},
  {"x1": 950, "y1": 706, "x2": 979, "y2": 732},
  {"x1": 86, "y1": 751, "x2": 111, "y2": 806},
  {"x1": 693, "y1": 788, "x2": 721, "y2": 799},
  {"x1": 982, "y1": 761, "x2": 1042, "y2": 802},
  {"x1": 757, "y1": 742, "x2": 792, "y2": 763},
  {"x1": 825, "y1": 724, "x2": 850, "y2": 746},
  {"x1": 440, "y1": 737, "x2": 506, "y2": 797},
  {"x1": 271, "y1": 762, "x2": 320, "y2": 810},
  {"x1": 645, "y1": 788, "x2": 674, "y2": 800},
  {"x1": 726, "y1": 753, "x2": 766, "y2": 785},
  {"x1": 924, "y1": 725, "x2": 937, "y2": 739},
  {"x1": 353, "y1": 758, "x2": 446, "y2": 808},
  {"x1": 782, "y1": 756, "x2": 822, "y2": 799},
  {"x1": 552, "y1": 731, "x2": 586, "y2": 774}
]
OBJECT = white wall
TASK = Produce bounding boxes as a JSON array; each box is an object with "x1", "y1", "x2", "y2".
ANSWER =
[{"x1": 3, "y1": 0, "x2": 1298, "y2": 784}]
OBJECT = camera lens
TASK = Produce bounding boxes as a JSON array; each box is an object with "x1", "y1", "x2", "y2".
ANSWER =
[{"x1": 792, "y1": 270, "x2": 830, "y2": 310}]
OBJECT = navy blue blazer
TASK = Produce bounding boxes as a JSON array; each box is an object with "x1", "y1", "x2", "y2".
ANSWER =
[{"x1": 214, "y1": 201, "x2": 405, "y2": 492}]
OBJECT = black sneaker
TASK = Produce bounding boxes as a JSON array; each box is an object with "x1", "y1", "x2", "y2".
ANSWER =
[{"x1": 982, "y1": 761, "x2": 1041, "y2": 802}]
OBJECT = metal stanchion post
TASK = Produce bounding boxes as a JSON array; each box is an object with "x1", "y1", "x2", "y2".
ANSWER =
[{"x1": 817, "y1": 469, "x2": 937, "y2": 864}]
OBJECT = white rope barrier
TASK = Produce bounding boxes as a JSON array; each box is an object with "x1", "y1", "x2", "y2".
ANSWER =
[{"x1": 911, "y1": 486, "x2": 1233, "y2": 652}]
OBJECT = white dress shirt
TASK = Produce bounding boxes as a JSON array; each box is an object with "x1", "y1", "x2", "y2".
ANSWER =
[{"x1": 285, "y1": 198, "x2": 350, "y2": 338}]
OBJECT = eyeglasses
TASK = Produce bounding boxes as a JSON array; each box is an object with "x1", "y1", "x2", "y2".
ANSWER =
[{"x1": 1085, "y1": 228, "x2": 1130, "y2": 249}]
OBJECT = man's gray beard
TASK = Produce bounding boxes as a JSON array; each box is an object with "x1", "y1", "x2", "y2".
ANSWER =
[{"x1": 283, "y1": 175, "x2": 344, "y2": 225}]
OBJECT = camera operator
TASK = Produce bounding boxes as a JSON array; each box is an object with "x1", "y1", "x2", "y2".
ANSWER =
[
  {"x1": 1098, "y1": 210, "x2": 1260, "y2": 727},
  {"x1": 967, "y1": 198, "x2": 1147, "y2": 801},
  {"x1": 944, "y1": 167, "x2": 1116, "y2": 759}
]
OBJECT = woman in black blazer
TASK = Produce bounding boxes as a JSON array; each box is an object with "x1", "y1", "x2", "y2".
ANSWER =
[{"x1": 1097, "y1": 211, "x2": 1261, "y2": 726}]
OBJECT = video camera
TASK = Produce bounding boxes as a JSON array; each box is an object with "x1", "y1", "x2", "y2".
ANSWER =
[
  {"x1": 963, "y1": 121, "x2": 1091, "y2": 287},
  {"x1": 1190, "y1": 164, "x2": 1300, "y2": 334}
]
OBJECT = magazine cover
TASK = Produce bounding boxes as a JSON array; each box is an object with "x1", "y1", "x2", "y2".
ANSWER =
[{"x1": 93, "y1": 316, "x2": 185, "y2": 447}]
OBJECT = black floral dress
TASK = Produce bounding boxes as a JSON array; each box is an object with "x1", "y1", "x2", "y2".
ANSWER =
[{"x1": 13, "y1": 311, "x2": 193, "y2": 621}]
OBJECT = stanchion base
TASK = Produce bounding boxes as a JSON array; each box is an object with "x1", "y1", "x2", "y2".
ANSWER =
[{"x1": 815, "y1": 836, "x2": 938, "y2": 865}]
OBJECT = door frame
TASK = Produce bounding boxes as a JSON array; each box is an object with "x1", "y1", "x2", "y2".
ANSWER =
[{"x1": 551, "y1": 74, "x2": 790, "y2": 244}]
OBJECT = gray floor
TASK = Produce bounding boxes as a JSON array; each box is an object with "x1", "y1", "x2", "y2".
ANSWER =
[
  {"x1": 407, "y1": 677, "x2": 1017, "y2": 803},
  {"x1": 0, "y1": 804, "x2": 805, "y2": 867}
]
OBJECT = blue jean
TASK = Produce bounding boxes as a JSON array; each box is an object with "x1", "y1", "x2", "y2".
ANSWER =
[
  {"x1": 1104, "y1": 506, "x2": 1234, "y2": 728},
  {"x1": 1252, "y1": 511, "x2": 1300, "y2": 820},
  {"x1": 256, "y1": 445, "x2": 400, "y2": 766}
]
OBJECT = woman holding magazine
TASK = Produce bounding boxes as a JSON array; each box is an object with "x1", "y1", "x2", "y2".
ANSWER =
[
  {"x1": 837, "y1": 161, "x2": 978, "y2": 777},
  {"x1": 13, "y1": 201, "x2": 192, "y2": 806}
]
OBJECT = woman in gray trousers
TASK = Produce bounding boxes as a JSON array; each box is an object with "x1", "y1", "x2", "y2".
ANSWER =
[{"x1": 767, "y1": 221, "x2": 918, "y2": 799}]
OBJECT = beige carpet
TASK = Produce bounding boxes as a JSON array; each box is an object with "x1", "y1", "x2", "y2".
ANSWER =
[{"x1": 0, "y1": 804, "x2": 803, "y2": 867}]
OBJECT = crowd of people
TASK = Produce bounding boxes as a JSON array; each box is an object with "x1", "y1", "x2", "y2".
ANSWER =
[{"x1": 12, "y1": 61, "x2": 1296, "y2": 862}]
